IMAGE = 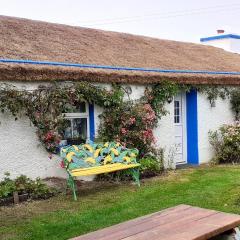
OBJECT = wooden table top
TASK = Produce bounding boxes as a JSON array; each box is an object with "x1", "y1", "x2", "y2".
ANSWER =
[{"x1": 71, "y1": 204, "x2": 240, "y2": 240}]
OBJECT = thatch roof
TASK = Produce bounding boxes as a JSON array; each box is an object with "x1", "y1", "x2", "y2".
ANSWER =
[{"x1": 1, "y1": 15, "x2": 240, "y2": 85}]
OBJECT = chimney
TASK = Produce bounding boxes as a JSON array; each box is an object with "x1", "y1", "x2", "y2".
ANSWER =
[
  {"x1": 201, "y1": 30, "x2": 240, "y2": 54},
  {"x1": 217, "y1": 29, "x2": 225, "y2": 34}
]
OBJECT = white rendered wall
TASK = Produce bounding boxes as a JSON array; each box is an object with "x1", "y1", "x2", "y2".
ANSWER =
[
  {"x1": 0, "y1": 81, "x2": 67, "y2": 180},
  {"x1": 1, "y1": 81, "x2": 236, "y2": 179},
  {"x1": 125, "y1": 84, "x2": 146, "y2": 100},
  {"x1": 0, "y1": 112, "x2": 67, "y2": 180},
  {"x1": 0, "y1": 82, "x2": 177, "y2": 179},
  {"x1": 197, "y1": 92, "x2": 235, "y2": 164},
  {"x1": 153, "y1": 102, "x2": 176, "y2": 168}
]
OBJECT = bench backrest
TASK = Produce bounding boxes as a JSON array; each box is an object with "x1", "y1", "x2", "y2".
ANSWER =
[{"x1": 60, "y1": 141, "x2": 139, "y2": 170}]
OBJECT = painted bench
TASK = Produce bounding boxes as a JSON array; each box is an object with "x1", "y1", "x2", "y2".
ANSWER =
[{"x1": 60, "y1": 141, "x2": 140, "y2": 200}]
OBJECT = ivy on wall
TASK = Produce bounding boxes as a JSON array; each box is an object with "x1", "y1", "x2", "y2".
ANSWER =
[
  {"x1": 0, "y1": 82, "x2": 123, "y2": 152},
  {"x1": 144, "y1": 81, "x2": 180, "y2": 118},
  {"x1": 0, "y1": 81, "x2": 239, "y2": 155},
  {"x1": 230, "y1": 89, "x2": 240, "y2": 120}
]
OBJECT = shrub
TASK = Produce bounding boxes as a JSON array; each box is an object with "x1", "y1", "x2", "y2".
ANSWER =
[
  {"x1": 209, "y1": 122, "x2": 240, "y2": 164},
  {"x1": 0, "y1": 173, "x2": 15, "y2": 199},
  {"x1": 30, "y1": 177, "x2": 56, "y2": 199},
  {"x1": 139, "y1": 156, "x2": 163, "y2": 178},
  {"x1": 98, "y1": 102, "x2": 157, "y2": 156},
  {"x1": 96, "y1": 149, "x2": 164, "y2": 182},
  {"x1": 0, "y1": 173, "x2": 57, "y2": 200}
]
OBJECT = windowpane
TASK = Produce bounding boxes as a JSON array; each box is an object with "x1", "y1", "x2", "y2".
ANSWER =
[
  {"x1": 64, "y1": 119, "x2": 72, "y2": 139},
  {"x1": 174, "y1": 101, "x2": 179, "y2": 108},
  {"x1": 63, "y1": 118, "x2": 88, "y2": 142},
  {"x1": 72, "y1": 118, "x2": 87, "y2": 140},
  {"x1": 174, "y1": 100, "x2": 181, "y2": 124}
]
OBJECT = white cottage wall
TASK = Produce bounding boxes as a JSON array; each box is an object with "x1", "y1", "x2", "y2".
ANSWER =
[
  {"x1": 153, "y1": 102, "x2": 176, "y2": 168},
  {"x1": 197, "y1": 92, "x2": 235, "y2": 164},
  {"x1": 0, "y1": 81, "x2": 67, "y2": 180},
  {"x1": 0, "y1": 82, "x2": 177, "y2": 179},
  {"x1": 0, "y1": 112, "x2": 67, "y2": 180},
  {"x1": 2, "y1": 81, "x2": 235, "y2": 179}
]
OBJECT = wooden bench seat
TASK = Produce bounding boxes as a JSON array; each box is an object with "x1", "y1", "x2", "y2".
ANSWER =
[{"x1": 71, "y1": 205, "x2": 240, "y2": 240}]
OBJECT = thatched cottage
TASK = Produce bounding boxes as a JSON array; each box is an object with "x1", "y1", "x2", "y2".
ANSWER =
[{"x1": 0, "y1": 16, "x2": 239, "y2": 179}]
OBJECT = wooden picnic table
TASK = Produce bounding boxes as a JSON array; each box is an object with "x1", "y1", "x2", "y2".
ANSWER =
[{"x1": 71, "y1": 204, "x2": 240, "y2": 240}]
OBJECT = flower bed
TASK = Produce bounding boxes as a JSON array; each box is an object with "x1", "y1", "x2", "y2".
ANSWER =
[{"x1": 0, "y1": 173, "x2": 57, "y2": 206}]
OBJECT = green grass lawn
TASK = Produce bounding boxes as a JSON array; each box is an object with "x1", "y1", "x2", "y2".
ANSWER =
[{"x1": 1, "y1": 165, "x2": 240, "y2": 240}]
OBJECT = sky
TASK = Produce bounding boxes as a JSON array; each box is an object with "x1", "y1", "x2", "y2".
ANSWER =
[{"x1": 1, "y1": 0, "x2": 240, "y2": 43}]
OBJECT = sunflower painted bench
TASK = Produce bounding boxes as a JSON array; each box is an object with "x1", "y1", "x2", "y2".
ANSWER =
[{"x1": 60, "y1": 141, "x2": 140, "y2": 200}]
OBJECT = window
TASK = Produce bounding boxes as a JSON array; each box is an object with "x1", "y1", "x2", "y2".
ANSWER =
[
  {"x1": 174, "y1": 100, "x2": 181, "y2": 124},
  {"x1": 63, "y1": 102, "x2": 89, "y2": 144}
]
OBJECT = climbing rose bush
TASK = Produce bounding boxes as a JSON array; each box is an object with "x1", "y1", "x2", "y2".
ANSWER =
[
  {"x1": 40, "y1": 130, "x2": 62, "y2": 152},
  {"x1": 99, "y1": 102, "x2": 157, "y2": 156},
  {"x1": 209, "y1": 121, "x2": 240, "y2": 163},
  {"x1": 0, "y1": 82, "x2": 123, "y2": 153}
]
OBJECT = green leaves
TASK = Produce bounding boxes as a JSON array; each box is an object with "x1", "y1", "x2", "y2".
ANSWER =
[
  {"x1": 230, "y1": 89, "x2": 240, "y2": 120},
  {"x1": 0, "y1": 81, "x2": 239, "y2": 154},
  {"x1": 0, "y1": 173, "x2": 57, "y2": 200},
  {"x1": 0, "y1": 82, "x2": 124, "y2": 153},
  {"x1": 148, "y1": 82, "x2": 180, "y2": 119},
  {"x1": 209, "y1": 122, "x2": 240, "y2": 164}
]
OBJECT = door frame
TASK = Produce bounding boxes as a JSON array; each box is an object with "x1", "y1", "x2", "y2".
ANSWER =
[{"x1": 186, "y1": 90, "x2": 199, "y2": 165}]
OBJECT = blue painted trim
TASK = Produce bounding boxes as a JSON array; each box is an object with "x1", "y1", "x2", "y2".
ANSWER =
[
  {"x1": 89, "y1": 104, "x2": 95, "y2": 141},
  {"x1": 200, "y1": 34, "x2": 240, "y2": 42},
  {"x1": 186, "y1": 90, "x2": 199, "y2": 165},
  {"x1": 1, "y1": 58, "x2": 240, "y2": 76}
]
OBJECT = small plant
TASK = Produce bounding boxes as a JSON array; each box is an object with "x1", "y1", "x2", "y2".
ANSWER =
[
  {"x1": 30, "y1": 178, "x2": 56, "y2": 199},
  {"x1": 209, "y1": 122, "x2": 240, "y2": 164},
  {"x1": 0, "y1": 172, "x2": 16, "y2": 199},
  {"x1": 139, "y1": 153, "x2": 164, "y2": 178},
  {"x1": 0, "y1": 173, "x2": 57, "y2": 201},
  {"x1": 97, "y1": 149, "x2": 164, "y2": 182}
]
